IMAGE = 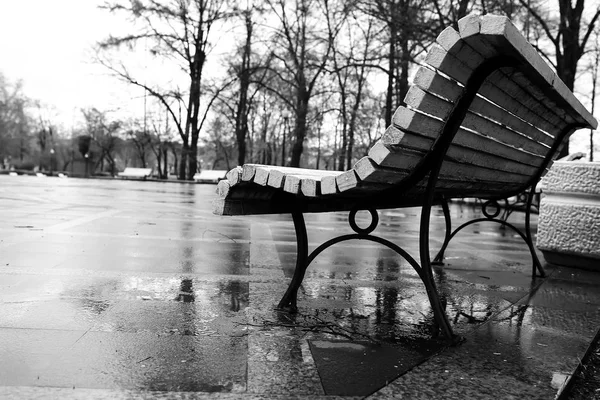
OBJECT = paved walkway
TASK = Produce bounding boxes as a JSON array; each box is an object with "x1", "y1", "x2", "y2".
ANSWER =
[{"x1": 0, "y1": 176, "x2": 598, "y2": 399}]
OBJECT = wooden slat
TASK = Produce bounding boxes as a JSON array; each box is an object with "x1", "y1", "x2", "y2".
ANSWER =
[
  {"x1": 354, "y1": 157, "x2": 524, "y2": 192},
  {"x1": 370, "y1": 135, "x2": 538, "y2": 177},
  {"x1": 381, "y1": 122, "x2": 545, "y2": 169},
  {"x1": 242, "y1": 164, "x2": 257, "y2": 181},
  {"x1": 388, "y1": 106, "x2": 550, "y2": 158},
  {"x1": 225, "y1": 166, "x2": 243, "y2": 186},
  {"x1": 283, "y1": 175, "x2": 302, "y2": 194},
  {"x1": 437, "y1": 26, "x2": 576, "y2": 128},
  {"x1": 267, "y1": 170, "x2": 286, "y2": 189},
  {"x1": 247, "y1": 164, "x2": 340, "y2": 177},
  {"x1": 300, "y1": 179, "x2": 320, "y2": 197},
  {"x1": 404, "y1": 85, "x2": 554, "y2": 155},
  {"x1": 276, "y1": 169, "x2": 342, "y2": 195},
  {"x1": 256, "y1": 165, "x2": 338, "y2": 187},
  {"x1": 353, "y1": 157, "x2": 409, "y2": 185},
  {"x1": 240, "y1": 164, "x2": 342, "y2": 194},
  {"x1": 436, "y1": 25, "x2": 576, "y2": 128},
  {"x1": 457, "y1": 13, "x2": 480, "y2": 38},
  {"x1": 358, "y1": 152, "x2": 528, "y2": 185},
  {"x1": 424, "y1": 44, "x2": 566, "y2": 135},
  {"x1": 332, "y1": 180, "x2": 391, "y2": 196},
  {"x1": 336, "y1": 170, "x2": 360, "y2": 192},
  {"x1": 368, "y1": 141, "x2": 421, "y2": 170},
  {"x1": 216, "y1": 180, "x2": 231, "y2": 198},
  {"x1": 412, "y1": 67, "x2": 555, "y2": 148},
  {"x1": 253, "y1": 167, "x2": 271, "y2": 186},
  {"x1": 321, "y1": 176, "x2": 338, "y2": 195},
  {"x1": 476, "y1": 14, "x2": 596, "y2": 128},
  {"x1": 333, "y1": 160, "x2": 522, "y2": 195}
]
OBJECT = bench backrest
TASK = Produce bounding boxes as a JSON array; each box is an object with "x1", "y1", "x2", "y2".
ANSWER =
[{"x1": 353, "y1": 14, "x2": 596, "y2": 200}]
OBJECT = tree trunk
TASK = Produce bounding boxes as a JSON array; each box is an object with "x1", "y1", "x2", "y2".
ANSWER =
[
  {"x1": 162, "y1": 147, "x2": 169, "y2": 178},
  {"x1": 316, "y1": 122, "x2": 322, "y2": 170},
  {"x1": 384, "y1": 29, "x2": 396, "y2": 128},
  {"x1": 290, "y1": 95, "x2": 309, "y2": 168},
  {"x1": 179, "y1": 144, "x2": 188, "y2": 180},
  {"x1": 156, "y1": 149, "x2": 163, "y2": 179},
  {"x1": 171, "y1": 145, "x2": 178, "y2": 178},
  {"x1": 235, "y1": 12, "x2": 252, "y2": 166},
  {"x1": 337, "y1": 115, "x2": 348, "y2": 171},
  {"x1": 347, "y1": 110, "x2": 358, "y2": 170},
  {"x1": 554, "y1": 0, "x2": 589, "y2": 158},
  {"x1": 398, "y1": 9, "x2": 411, "y2": 108},
  {"x1": 185, "y1": 25, "x2": 206, "y2": 180},
  {"x1": 188, "y1": 133, "x2": 199, "y2": 178}
]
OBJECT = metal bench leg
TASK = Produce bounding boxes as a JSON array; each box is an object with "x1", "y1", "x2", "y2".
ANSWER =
[
  {"x1": 420, "y1": 199, "x2": 458, "y2": 343},
  {"x1": 433, "y1": 198, "x2": 451, "y2": 265},
  {"x1": 525, "y1": 185, "x2": 545, "y2": 277},
  {"x1": 277, "y1": 212, "x2": 309, "y2": 312}
]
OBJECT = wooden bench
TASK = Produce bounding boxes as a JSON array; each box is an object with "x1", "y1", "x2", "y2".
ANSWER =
[
  {"x1": 193, "y1": 170, "x2": 227, "y2": 184},
  {"x1": 213, "y1": 15, "x2": 597, "y2": 343},
  {"x1": 118, "y1": 167, "x2": 153, "y2": 180}
]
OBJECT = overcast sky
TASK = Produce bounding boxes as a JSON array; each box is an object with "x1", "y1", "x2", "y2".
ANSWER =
[
  {"x1": 0, "y1": 0, "x2": 143, "y2": 128},
  {"x1": 0, "y1": 0, "x2": 239, "y2": 132}
]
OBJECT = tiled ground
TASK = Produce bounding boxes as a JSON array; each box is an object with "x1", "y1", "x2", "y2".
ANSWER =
[{"x1": 0, "y1": 175, "x2": 598, "y2": 399}]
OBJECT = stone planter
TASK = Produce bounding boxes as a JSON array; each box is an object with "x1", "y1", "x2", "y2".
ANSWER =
[{"x1": 536, "y1": 160, "x2": 600, "y2": 270}]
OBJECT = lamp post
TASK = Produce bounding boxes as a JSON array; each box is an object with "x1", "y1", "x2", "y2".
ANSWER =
[
  {"x1": 281, "y1": 111, "x2": 289, "y2": 166},
  {"x1": 49, "y1": 148, "x2": 55, "y2": 176},
  {"x1": 84, "y1": 153, "x2": 89, "y2": 178}
]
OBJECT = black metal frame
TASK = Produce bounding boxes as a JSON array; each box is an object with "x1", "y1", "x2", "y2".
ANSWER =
[
  {"x1": 432, "y1": 185, "x2": 544, "y2": 278},
  {"x1": 276, "y1": 55, "x2": 586, "y2": 343},
  {"x1": 499, "y1": 190, "x2": 540, "y2": 223}
]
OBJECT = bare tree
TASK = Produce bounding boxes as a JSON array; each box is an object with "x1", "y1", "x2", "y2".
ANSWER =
[
  {"x1": 82, "y1": 108, "x2": 122, "y2": 176},
  {"x1": 98, "y1": 0, "x2": 230, "y2": 179},
  {"x1": 359, "y1": 0, "x2": 442, "y2": 128},
  {"x1": 519, "y1": 0, "x2": 600, "y2": 156},
  {"x1": 263, "y1": 0, "x2": 344, "y2": 167},
  {"x1": 328, "y1": 7, "x2": 375, "y2": 170},
  {"x1": 126, "y1": 126, "x2": 152, "y2": 168},
  {"x1": 149, "y1": 108, "x2": 176, "y2": 178},
  {"x1": 0, "y1": 73, "x2": 31, "y2": 164}
]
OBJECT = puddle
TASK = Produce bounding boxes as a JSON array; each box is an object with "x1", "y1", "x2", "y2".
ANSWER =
[{"x1": 309, "y1": 339, "x2": 442, "y2": 396}]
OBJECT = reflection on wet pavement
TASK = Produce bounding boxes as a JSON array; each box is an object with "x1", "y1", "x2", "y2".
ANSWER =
[{"x1": 0, "y1": 176, "x2": 598, "y2": 398}]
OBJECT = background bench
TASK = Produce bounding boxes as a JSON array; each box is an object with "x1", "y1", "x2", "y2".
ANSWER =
[
  {"x1": 193, "y1": 170, "x2": 227, "y2": 184},
  {"x1": 213, "y1": 15, "x2": 596, "y2": 342},
  {"x1": 118, "y1": 167, "x2": 153, "y2": 180}
]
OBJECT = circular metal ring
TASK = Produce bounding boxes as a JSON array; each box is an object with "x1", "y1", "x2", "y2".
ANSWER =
[
  {"x1": 482, "y1": 200, "x2": 501, "y2": 219},
  {"x1": 349, "y1": 208, "x2": 379, "y2": 234}
]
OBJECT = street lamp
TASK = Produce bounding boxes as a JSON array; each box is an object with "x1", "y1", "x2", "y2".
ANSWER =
[
  {"x1": 84, "y1": 153, "x2": 89, "y2": 178},
  {"x1": 49, "y1": 148, "x2": 55, "y2": 176},
  {"x1": 281, "y1": 110, "x2": 290, "y2": 167}
]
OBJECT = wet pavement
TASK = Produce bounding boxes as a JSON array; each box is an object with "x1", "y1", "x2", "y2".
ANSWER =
[{"x1": 0, "y1": 175, "x2": 598, "y2": 399}]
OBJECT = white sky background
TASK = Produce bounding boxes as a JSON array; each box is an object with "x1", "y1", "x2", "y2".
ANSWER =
[{"x1": 0, "y1": 0, "x2": 127, "y2": 127}]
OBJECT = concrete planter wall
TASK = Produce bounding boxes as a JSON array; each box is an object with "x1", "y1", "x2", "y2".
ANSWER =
[{"x1": 536, "y1": 160, "x2": 600, "y2": 270}]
